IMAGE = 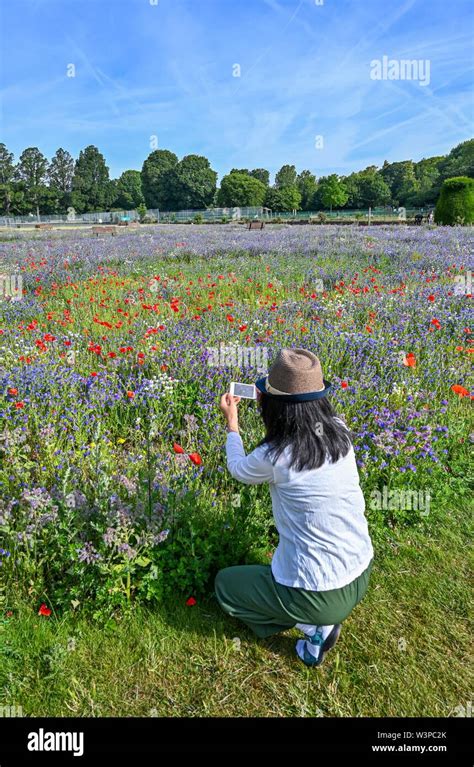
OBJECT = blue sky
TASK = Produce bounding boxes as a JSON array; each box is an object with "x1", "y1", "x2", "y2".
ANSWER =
[{"x1": 1, "y1": 0, "x2": 473, "y2": 181}]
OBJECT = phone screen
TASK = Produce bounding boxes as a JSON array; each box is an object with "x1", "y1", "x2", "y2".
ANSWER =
[{"x1": 231, "y1": 383, "x2": 257, "y2": 399}]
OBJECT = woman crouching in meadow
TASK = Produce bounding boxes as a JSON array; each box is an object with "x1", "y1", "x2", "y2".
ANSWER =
[{"x1": 215, "y1": 348, "x2": 374, "y2": 667}]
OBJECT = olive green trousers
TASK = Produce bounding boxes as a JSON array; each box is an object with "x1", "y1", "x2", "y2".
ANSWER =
[{"x1": 214, "y1": 559, "x2": 373, "y2": 638}]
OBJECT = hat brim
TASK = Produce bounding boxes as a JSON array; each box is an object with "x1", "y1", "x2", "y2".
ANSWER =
[{"x1": 255, "y1": 377, "x2": 333, "y2": 402}]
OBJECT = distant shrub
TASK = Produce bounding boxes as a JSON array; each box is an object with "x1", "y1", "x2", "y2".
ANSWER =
[
  {"x1": 434, "y1": 177, "x2": 474, "y2": 225},
  {"x1": 136, "y1": 203, "x2": 147, "y2": 223},
  {"x1": 318, "y1": 212, "x2": 327, "y2": 223},
  {"x1": 193, "y1": 213, "x2": 204, "y2": 224}
]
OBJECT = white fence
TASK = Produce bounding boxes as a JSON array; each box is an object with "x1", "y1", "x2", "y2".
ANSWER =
[{"x1": 0, "y1": 206, "x2": 266, "y2": 227}]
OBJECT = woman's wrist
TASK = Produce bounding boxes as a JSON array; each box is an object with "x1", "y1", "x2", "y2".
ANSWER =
[{"x1": 226, "y1": 419, "x2": 239, "y2": 433}]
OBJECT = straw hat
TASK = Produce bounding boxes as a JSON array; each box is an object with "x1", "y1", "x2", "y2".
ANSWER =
[{"x1": 255, "y1": 348, "x2": 332, "y2": 402}]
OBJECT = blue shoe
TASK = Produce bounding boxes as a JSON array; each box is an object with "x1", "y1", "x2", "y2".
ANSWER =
[{"x1": 296, "y1": 624, "x2": 342, "y2": 667}]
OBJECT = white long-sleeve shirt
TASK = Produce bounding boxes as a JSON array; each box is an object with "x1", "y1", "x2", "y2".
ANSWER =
[{"x1": 225, "y1": 431, "x2": 374, "y2": 591}]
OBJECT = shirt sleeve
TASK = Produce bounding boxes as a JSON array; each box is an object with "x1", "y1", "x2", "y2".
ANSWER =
[{"x1": 225, "y1": 432, "x2": 275, "y2": 485}]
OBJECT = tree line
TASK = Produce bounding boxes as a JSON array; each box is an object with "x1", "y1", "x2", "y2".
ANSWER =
[{"x1": 0, "y1": 139, "x2": 472, "y2": 217}]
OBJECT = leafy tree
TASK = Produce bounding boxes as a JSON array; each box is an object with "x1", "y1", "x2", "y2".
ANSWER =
[
  {"x1": 16, "y1": 147, "x2": 49, "y2": 217},
  {"x1": 317, "y1": 174, "x2": 348, "y2": 211},
  {"x1": 0, "y1": 183, "x2": 27, "y2": 216},
  {"x1": 48, "y1": 148, "x2": 74, "y2": 212},
  {"x1": 136, "y1": 203, "x2": 147, "y2": 222},
  {"x1": 0, "y1": 143, "x2": 15, "y2": 185},
  {"x1": 407, "y1": 156, "x2": 444, "y2": 206},
  {"x1": 296, "y1": 170, "x2": 317, "y2": 210},
  {"x1": 141, "y1": 150, "x2": 178, "y2": 209},
  {"x1": 264, "y1": 187, "x2": 286, "y2": 211},
  {"x1": 71, "y1": 145, "x2": 110, "y2": 212},
  {"x1": 343, "y1": 168, "x2": 391, "y2": 208},
  {"x1": 434, "y1": 176, "x2": 474, "y2": 225},
  {"x1": 278, "y1": 185, "x2": 302, "y2": 211},
  {"x1": 164, "y1": 155, "x2": 217, "y2": 210},
  {"x1": 275, "y1": 164, "x2": 297, "y2": 188},
  {"x1": 380, "y1": 160, "x2": 419, "y2": 205},
  {"x1": 114, "y1": 170, "x2": 144, "y2": 209},
  {"x1": 34, "y1": 186, "x2": 62, "y2": 215},
  {"x1": 217, "y1": 172, "x2": 267, "y2": 207},
  {"x1": 229, "y1": 168, "x2": 270, "y2": 185},
  {"x1": 105, "y1": 179, "x2": 119, "y2": 209},
  {"x1": 438, "y1": 139, "x2": 474, "y2": 182},
  {"x1": 230, "y1": 168, "x2": 249, "y2": 176},
  {"x1": 264, "y1": 185, "x2": 302, "y2": 211},
  {"x1": 249, "y1": 168, "x2": 270, "y2": 186},
  {"x1": 48, "y1": 148, "x2": 74, "y2": 193},
  {"x1": 0, "y1": 143, "x2": 16, "y2": 214}
]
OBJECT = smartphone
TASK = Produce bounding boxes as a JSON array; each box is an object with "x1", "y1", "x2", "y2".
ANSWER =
[{"x1": 230, "y1": 382, "x2": 257, "y2": 400}]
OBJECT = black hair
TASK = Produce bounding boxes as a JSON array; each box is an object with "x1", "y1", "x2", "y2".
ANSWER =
[{"x1": 257, "y1": 394, "x2": 352, "y2": 471}]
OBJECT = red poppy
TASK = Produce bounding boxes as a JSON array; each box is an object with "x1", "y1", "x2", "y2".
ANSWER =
[
  {"x1": 14, "y1": 401, "x2": 24, "y2": 409},
  {"x1": 226, "y1": 314, "x2": 234, "y2": 322},
  {"x1": 126, "y1": 391, "x2": 135, "y2": 399},
  {"x1": 403, "y1": 353, "x2": 417, "y2": 367},
  {"x1": 173, "y1": 443, "x2": 184, "y2": 454},
  {"x1": 6, "y1": 610, "x2": 13, "y2": 618},
  {"x1": 189, "y1": 453, "x2": 203, "y2": 466},
  {"x1": 38, "y1": 603, "x2": 52, "y2": 617},
  {"x1": 186, "y1": 597, "x2": 196, "y2": 606},
  {"x1": 451, "y1": 384, "x2": 469, "y2": 397},
  {"x1": 427, "y1": 294, "x2": 435, "y2": 302},
  {"x1": 341, "y1": 381, "x2": 348, "y2": 389},
  {"x1": 8, "y1": 387, "x2": 18, "y2": 396}
]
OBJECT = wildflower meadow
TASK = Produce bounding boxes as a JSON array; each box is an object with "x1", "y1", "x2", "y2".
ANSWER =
[{"x1": 0, "y1": 223, "x2": 472, "y2": 718}]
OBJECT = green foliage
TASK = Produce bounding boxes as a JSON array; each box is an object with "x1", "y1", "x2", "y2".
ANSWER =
[
  {"x1": 71, "y1": 145, "x2": 110, "y2": 213},
  {"x1": 438, "y1": 139, "x2": 474, "y2": 182},
  {"x1": 141, "y1": 149, "x2": 178, "y2": 209},
  {"x1": 0, "y1": 138, "x2": 472, "y2": 218},
  {"x1": 249, "y1": 168, "x2": 270, "y2": 185},
  {"x1": 408, "y1": 156, "x2": 444, "y2": 206},
  {"x1": 434, "y1": 176, "x2": 474, "y2": 225},
  {"x1": 164, "y1": 154, "x2": 217, "y2": 210},
  {"x1": 296, "y1": 170, "x2": 318, "y2": 211},
  {"x1": 15, "y1": 147, "x2": 49, "y2": 216},
  {"x1": 275, "y1": 164, "x2": 297, "y2": 188},
  {"x1": 136, "y1": 202, "x2": 147, "y2": 222},
  {"x1": 344, "y1": 168, "x2": 391, "y2": 208},
  {"x1": 316, "y1": 174, "x2": 348, "y2": 211},
  {"x1": 114, "y1": 170, "x2": 145, "y2": 210},
  {"x1": 217, "y1": 172, "x2": 267, "y2": 207},
  {"x1": 48, "y1": 148, "x2": 74, "y2": 194},
  {"x1": 140, "y1": 488, "x2": 274, "y2": 602},
  {"x1": 264, "y1": 184, "x2": 303, "y2": 212},
  {"x1": 380, "y1": 160, "x2": 419, "y2": 206},
  {"x1": 0, "y1": 143, "x2": 16, "y2": 214}
]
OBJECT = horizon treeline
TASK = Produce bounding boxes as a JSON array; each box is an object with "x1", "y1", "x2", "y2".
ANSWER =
[{"x1": 0, "y1": 139, "x2": 472, "y2": 217}]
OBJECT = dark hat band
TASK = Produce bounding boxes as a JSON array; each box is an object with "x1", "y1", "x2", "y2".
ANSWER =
[{"x1": 255, "y1": 377, "x2": 332, "y2": 402}]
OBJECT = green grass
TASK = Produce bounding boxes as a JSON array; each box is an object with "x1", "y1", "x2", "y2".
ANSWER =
[{"x1": 1, "y1": 500, "x2": 471, "y2": 718}]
